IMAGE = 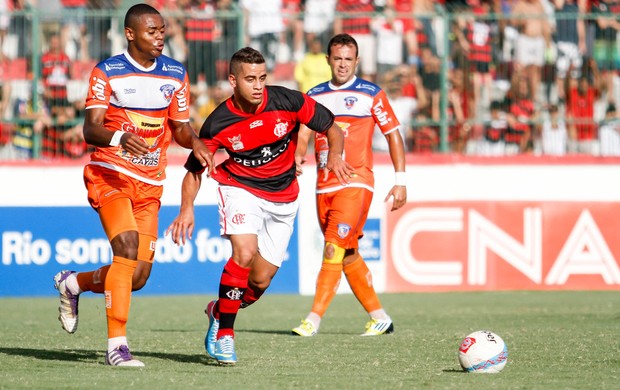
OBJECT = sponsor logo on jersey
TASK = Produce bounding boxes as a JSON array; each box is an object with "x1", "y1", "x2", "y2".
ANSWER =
[
  {"x1": 344, "y1": 96, "x2": 358, "y2": 109},
  {"x1": 104, "y1": 62, "x2": 125, "y2": 71},
  {"x1": 249, "y1": 120, "x2": 263, "y2": 129},
  {"x1": 162, "y1": 63, "x2": 184, "y2": 75},
  {"x1": 232, "y1": 138, "x2": 291, "y2": 167},
  {"x1": 124, "y1": 88, "x2": 137, "y2": 94},
  {"x1": 123, "y1": 110, "x2": 165, "y2": 148},
  {"x1": 337, "y1": 223, "x2": 351, "y2": 239},
  {"x1": 372, "y1": 98, "x2": 391, "y2": 127},
  {"x1": 273, "y1": 119, "x2": 288, "y2": 138},
  {"x1": 91, "y1": 76, "x2": 107, "y2": 101},
  {"x1": 228, "y1": 134, "x2": 244, "y2": 150},
  {"x1": 355, "y1": 82, "x2": 376, "y2": 92},
  {"x1": 308, "y1": 85, "x2": 326, "y2": 95}
]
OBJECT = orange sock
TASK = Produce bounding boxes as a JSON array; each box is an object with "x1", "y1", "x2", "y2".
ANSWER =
[
  {"x1": 310, "y1": 262, "x2": 343, "y2": 317},
  {"x1": 105, "y1": 256, "x2": 136, "y2": 339},
  {"x1": 77, "y1": 265, "x2": 110, "y2": 294},
  {"x1": 344, "y1": 256, "x2": 381, "y2": 313}
]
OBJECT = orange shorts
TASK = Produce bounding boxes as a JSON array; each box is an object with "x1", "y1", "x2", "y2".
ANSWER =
[
  {"x1": 317, "y1": 187, "x2": 373, "y2": 249},
  {"x1": 83, "y1": 164, "x2": 163, "y2": 262}
]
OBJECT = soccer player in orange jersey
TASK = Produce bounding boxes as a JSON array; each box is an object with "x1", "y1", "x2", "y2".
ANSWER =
[
  {"x1": 52, "y1": 3, "x2": 211, "y2": 367},
  {"x1": 292, "y1": 33, "x2": 408, "y2": 337}
]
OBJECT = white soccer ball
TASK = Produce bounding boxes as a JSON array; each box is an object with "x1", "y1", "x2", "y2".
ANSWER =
[{"x1": 458, "y1": 330, "x2": 508, "y2": 373}]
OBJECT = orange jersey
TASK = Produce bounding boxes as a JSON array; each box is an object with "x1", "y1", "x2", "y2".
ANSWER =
[
  {"x1": 85, "y1": 51, "x2": 191, "y2": 185},
  {"x1": 307, "y1": 76, "x2": 400, "y2": 193}
]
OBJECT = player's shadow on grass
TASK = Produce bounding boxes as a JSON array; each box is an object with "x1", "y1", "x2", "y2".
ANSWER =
[
  {"x1": 0, "y1": 347, "x2": 210, "y2": 365},
  {"x1": 239, "y1": 329, "x2": 292, "y2": 336},
  {"x1": 0, "y1": 347, "x2": 100, "y2": 362}
]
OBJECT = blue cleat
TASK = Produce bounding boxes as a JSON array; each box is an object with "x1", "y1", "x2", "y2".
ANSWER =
[
  {"x1": 214, "y1": 335, "x2": 237, "y2": 365},
  {"x1": 204, "y1": 300, "x2": 219, "y2": 359}
]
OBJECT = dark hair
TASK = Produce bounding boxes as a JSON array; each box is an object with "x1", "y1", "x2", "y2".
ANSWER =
[
  {"x1": 607, "y1": 104, "x2": 616, "y2": 114},
  {"x1": 229, "y1": 47, "x2": 266, "y2": 75},
  {"x1": 327, "y1": 33, "x2": 359, "y2": 57},
  {"x1": 549, "y1": 104, "x2": 559, "y2": 113},
  {"x1": 124, "y1": 3, "x2": 160, "y2": 29}
]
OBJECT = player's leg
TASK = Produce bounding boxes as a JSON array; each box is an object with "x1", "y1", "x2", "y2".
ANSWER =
[
  {"x1": 292, "y1": 191, "x2": 348, "y2": 336},
  {"x1": 343, "y1": 251, "x2": 393, "y2": 336},
  {"x1": 100, "y1": 196, "x2": 144, "y2": 366},
  {"x1": 210, "y1": 186, "x2": 261, "y2": 364},
  {"x1": 103, "y1": 180, "x2": 159, "y2": 366},
  {"x1": 340, "y1": 189, "x2": 393, "y2": 335}
]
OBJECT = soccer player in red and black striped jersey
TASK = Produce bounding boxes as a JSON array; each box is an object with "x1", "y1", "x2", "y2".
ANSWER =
[{"x1": 166, "y1": 47, "x2": 353, "y2": 365}]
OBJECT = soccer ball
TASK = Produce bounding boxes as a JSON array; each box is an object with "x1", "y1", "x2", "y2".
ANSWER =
[{"x1": 458, "y1": 330, "x2": 508, "y2": 373}]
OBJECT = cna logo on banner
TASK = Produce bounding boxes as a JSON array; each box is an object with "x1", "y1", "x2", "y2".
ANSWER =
[{"x1": 386, "y1": 201, "x2": 620, "y2": 291}]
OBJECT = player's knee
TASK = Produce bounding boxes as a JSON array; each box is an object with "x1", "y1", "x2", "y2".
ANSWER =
[
  {"x1": 131, "y1": 266, "x2": 151, "y2": 291},
  {"x1": 323, "y1": 242, "x2": 345, "y2": 264}
]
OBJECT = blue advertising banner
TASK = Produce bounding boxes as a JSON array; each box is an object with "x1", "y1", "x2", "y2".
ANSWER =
[{"x1": 0, "y1": 205, "x2": 299, "y2": 297}]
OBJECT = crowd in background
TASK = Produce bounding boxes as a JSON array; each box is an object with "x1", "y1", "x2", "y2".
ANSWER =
[{"x1": 0, "y1": 0, "x2": 619, "y2": 160}]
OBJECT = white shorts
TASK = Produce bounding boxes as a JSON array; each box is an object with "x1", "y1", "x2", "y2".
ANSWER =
[
  {"x1": 217, "y1": 185, "x2": 299, "y2": 267},
  {"x1": 515, "y1": 35, "x2": 545, "y2": 67}
]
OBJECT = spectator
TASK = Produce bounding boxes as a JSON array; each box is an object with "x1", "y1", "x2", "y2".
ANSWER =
[
  {"x1": 599, "y1": 103, "x2": 620, "y2": 156},
  {"x1": 511, "y1": 0, "x2": 552, "y2": 107},
  {"x1": 389, "y1": 0, "x2": 417, "y2": 67},
  {"x1": 553, "y1": 0, "x2": 586, "y2": 105},
  {"x1": 0, "y1": 0, "x2": 9, "y2": 63},
  {"x1": 566, "y1": 59, "x2": 601, "y2": 154},
  {"x1": 371, "y1": 4, "x2": 405, "y2": 84},
  {"x1": 539, "y1": 104, "x2": 568, "y2": 155},
  {"x1": 183, "y1": 0, "x2": 222, "y2": 87},
  {"x1": 334, "y1": 0, "x2": 377, "y2": 81},
  {"x1": 411, "y1": 109, "x2": 438, "y2": 153},
  {"x1": 302, "y1": 0, "x2": 337, "y2": 48},
  {"x1": 592, "y1": 0, "x2": 620, "y2": 105},
  {"x1": 60, "y1": 0, "x2": 89, "y2": 61},
  {"x1": 281, "y1": 0, "x2": 304, "y2": 62},
  {"x1": 454, "y1": 0, "x2": 495, "y2": 121},
  {"x1": 477, "y1": 100, "x2": 510, "y2": 156},
  {"x1": 505, "y1": 75, "x2": 536, "y2": 154},
  {"x1": 373, "y1": 65, "x2": 423, "y2": 152},
  {"x1": 240, "y1": 0, "x2": 285, "y2": 73},
  {"x1": 294, "y1": 38, "x2": 331, "y2": 93}
]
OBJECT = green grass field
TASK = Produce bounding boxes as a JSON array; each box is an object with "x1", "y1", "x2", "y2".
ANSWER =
[{"x1": 1, "y1": 291, "x2": 618, "y2": 389}]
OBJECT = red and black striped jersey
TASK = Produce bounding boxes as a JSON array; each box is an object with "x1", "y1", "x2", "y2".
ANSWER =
[{"x1": 185, "y1": 85, "x2": 335, "y2": 202}]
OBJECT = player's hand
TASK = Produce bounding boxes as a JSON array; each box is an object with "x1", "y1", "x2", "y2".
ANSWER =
[
  {"x1": 385, "y1": 185, "x2": 407, "y2": 211},
  {"x1": 295, "y1": 153, "x2": 306, "y2": 176},
  {"x1": 165, "y1": 208, "x2": 196, "y2": 246},
  {"x1": 119, "y1": 133, "x2": 149, "y2": 156},
  {"x1": 192, "y1": 139, "x2": 216, "y2": 176},
  {"x1": 324, "y1": 154, "x2": 354, "y2": 185}
]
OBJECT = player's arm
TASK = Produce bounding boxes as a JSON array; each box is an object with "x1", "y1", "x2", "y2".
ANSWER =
[
  {"x1": 324, "y1": 122, "x2": 354, "y2": 185},
  {"x1": 165, "y1": 170, "x2": 202, "y2": 246},
  {"x1": 83, "y1": 107, "x2": 149, "y2": 156},
  {"x1": 295, "y1": 125, "x2": 313, "y2": 175},
  {"x1": 169, "y1": 119, "x2": 214, "y2": 176},
  {"x1": 384, "y1": 130, "x2": 408, "y2": 211}
]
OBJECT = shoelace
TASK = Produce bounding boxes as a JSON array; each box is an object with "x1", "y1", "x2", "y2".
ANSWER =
[
  {"x1": 219, "y1": 337, "x2": 235, "y2": 354},
  {"x1": 115, "y1": 345, "x2": 134, "y2": 360}
]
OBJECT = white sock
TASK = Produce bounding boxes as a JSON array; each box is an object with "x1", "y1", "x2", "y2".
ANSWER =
[
  {"x1": 66, "y1": 273, "x2": 82, "y2": 295},
  {"x1": 108, "y1": 336, "x2": 128, "y2": 352},
  {"x1": 369, "y1": 309, "x2": 390, "y2": 321},
  {"x1": 306, "y1": 312, "x2": 322, "y2": 330}
]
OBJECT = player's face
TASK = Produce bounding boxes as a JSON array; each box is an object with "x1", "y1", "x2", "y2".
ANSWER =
[
  {"x1": 127, "y1": 14, "x2": 166, "y2": 62},
  {"x1": 327, "y1": 44, "x2": 359, "y2": 87},
  {"x1": 230, "y1": 62, "x2": 267, "y2": 113}
]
